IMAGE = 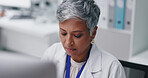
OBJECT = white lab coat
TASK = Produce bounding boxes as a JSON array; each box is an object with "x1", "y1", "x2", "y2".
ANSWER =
[{"x1": 41, "y1": 42, "x2": 126, "y2": 78}]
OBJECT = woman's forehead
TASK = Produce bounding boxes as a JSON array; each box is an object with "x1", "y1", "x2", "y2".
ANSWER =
[{"x1": 59, "y1": 19, "x2": 89, "y2": 32}]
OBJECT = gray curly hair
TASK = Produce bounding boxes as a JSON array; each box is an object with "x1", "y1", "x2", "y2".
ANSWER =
[{"x1": 56, "y1": 0, "x2": 100, "y2": 35}]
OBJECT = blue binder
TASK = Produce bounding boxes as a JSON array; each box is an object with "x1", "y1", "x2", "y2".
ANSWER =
[{"x1": 115, "y1": 0, "x2": 126, "y2": 29}]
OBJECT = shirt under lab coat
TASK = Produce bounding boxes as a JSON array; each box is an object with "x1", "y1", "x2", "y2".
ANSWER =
[{"x1": 41, "y1": 42, "x2": 126, "y2": 78}]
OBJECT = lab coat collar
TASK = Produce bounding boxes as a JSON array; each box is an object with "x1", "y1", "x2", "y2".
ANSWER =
[
  {"x1": 80, "y1": 44, "x2": 102, "y2": 78},
  {"x1": 88, "y1": 44, "x2": 102, "y2": 72}
]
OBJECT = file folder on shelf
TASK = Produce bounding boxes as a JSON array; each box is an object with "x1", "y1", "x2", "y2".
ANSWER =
[
  {"x1": 108, "y1": 0, "x2": 115, "y2": 28},
  {"x1": 115, "y1": 0, "x2": 126, "y2": 29},
  {"x1": 95, "y1": 0, "x2": 108, "y2": 28},
  {"x1": 124, "y1": 0, "x2": 134, "y2": 30}
]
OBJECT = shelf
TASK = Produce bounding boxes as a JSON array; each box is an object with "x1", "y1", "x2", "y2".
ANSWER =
[
  {"x1": 95, "y1": 0, "x2": 148, "y2": 66},
  {"x1": 0, "y1": 10, "x2": 59, "y2": 38},
  {"x1": 99, "y1": 27, "x2": 132, "y2": 35}
]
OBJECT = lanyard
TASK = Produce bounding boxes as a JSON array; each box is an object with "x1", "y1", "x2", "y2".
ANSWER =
[
  {"x1": 65, "y1": 44, "x2": 92, "y2": 78},
  {"x1": 65, "y1": 55, "x2": 87, "y2": 78}
]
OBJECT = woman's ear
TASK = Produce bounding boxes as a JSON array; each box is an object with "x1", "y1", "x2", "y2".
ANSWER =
[{"x1": 91, "y1": 26, "x2": 98, "y2": 40}]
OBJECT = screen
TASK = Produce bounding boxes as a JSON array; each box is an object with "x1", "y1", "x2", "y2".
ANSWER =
[
  {"x1": 124, "y1": 67, "x2": 145, "y2": 78},
  {"x1": 0, "y1": 0, "x2": 31, "y2": 9}
]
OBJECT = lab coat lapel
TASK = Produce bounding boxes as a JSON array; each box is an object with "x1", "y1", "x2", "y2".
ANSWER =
[
  {"x1": 80, "y1": 44, "x2": 102, "y2": 78},
  {"x1": 80, "y1": 62, "x2": 94, "y2": 78}
]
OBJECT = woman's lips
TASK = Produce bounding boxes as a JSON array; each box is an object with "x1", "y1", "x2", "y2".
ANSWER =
[{"x1": 66, "y1": 48, "x2": 76, "y2": 51}]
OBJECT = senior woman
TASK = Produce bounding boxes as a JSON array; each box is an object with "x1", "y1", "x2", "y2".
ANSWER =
[{"x1": 42, "y1": 0, "x2": 126, "y2": 78}]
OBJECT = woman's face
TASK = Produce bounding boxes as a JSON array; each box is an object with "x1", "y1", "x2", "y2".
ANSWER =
[{"x1": 59, "y1": 18, "x2": 97, "y2": 62}]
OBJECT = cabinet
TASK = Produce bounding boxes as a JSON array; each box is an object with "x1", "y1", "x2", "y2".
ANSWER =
[{"x1": 95, "y1": 0, "x2": 148, "y2": 65}]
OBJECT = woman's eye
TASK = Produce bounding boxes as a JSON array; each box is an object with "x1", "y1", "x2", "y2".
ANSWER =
[
  {"x1": 74, "y1": 34, "x2": 82, "y2": 38},
  {"x1": 61, "y1": 33, "x2": 67, "y2": 36}
]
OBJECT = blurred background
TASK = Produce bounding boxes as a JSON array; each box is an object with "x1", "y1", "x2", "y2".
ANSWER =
[
  {"x1": 0, "y1": 0, "x2": 148, "y2": 78},
  {"x1": 0, "y1": 0, "x2": 61, "y2": 60}
]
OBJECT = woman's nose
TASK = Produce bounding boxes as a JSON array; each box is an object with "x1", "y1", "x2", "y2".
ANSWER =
[{"x1": 65, "y1": 35, "x2": 74, "y2": 47}]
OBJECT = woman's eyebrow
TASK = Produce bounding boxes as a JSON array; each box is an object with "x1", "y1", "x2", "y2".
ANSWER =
[
  {"x1": 72, "y1": 31, "x2": 83, "y2": 33},
  {"x1": 60, "y1": 28, "x2": 83, "y2": 32},
  {"x1": 60, "y1": 28, "x2": 66, "y2": 31}
]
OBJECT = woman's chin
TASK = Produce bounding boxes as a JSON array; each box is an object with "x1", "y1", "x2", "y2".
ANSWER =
[{"x1": 65, "y1": 50, "x2": 78, "y2": 56}]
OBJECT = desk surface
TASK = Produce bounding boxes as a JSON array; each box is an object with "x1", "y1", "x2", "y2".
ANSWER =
[{"x1": 129, "y1": 49, "x2": 148, "y2": 66}]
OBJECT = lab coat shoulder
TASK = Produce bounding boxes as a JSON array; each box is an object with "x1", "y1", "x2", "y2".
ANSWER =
[
  {"x1": 100, "y1": 50, "x2": 126, "y2": 78},
  {"x1": 85, "y1": 44, "x2": 126, "y2": 78},
  {"x1": 101, "y1": 50, "x2": 122, "y2": 69},
  {"x1": 41, "y1": 42, "x2": 65, "y2": 62},
  {"x1": 41, "y1": 42, "x2": 67, "y2": 78}
]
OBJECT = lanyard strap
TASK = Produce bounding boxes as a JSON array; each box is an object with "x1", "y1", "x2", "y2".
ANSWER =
[
  {"x1": 65, "y1": 55, "x2": 71, "y2": 78},
  {"x1": 65, "y1": 55, "x2": 86, "y2": 78}
]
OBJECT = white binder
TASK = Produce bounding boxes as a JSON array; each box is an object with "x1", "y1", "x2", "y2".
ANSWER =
[
  {"x1": 124, "y1": 0, "x2": 134, "y2": 30},
  {"x1": 108, "y1": 0, "x2": 115, "y2": 28},
  {"x1": 95, "y1": 0, "x2": 108, "y2": 28}
]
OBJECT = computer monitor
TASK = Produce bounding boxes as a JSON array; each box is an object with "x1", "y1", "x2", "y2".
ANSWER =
[
  {"x1": 0, "y1": 0, "x2": 31, "y2": 9},
  {"x1": 0, "y1": 60, "x2": 57, "y2": 78},
  {"x1": 0, "y1": 50, "x2": 56, "y2": 78}
]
